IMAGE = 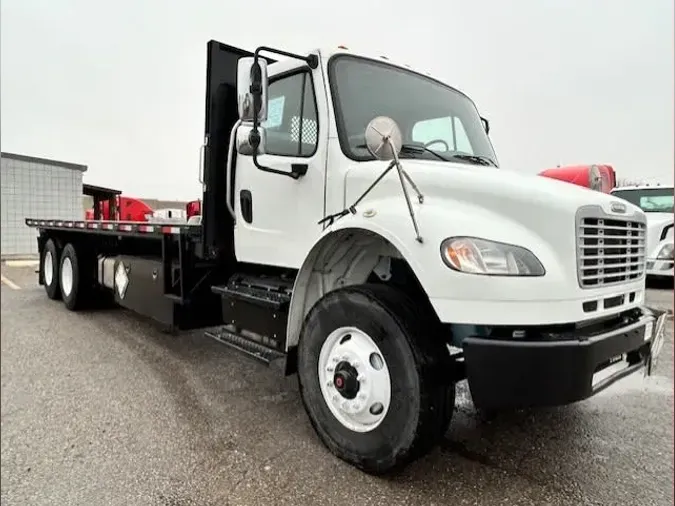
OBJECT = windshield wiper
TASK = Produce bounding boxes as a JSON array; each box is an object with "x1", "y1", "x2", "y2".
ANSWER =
[
  {"x1": 448, "y1": 153, "x2": 497, "y2": 167},
  {"x1": 400, "y1": 144, "x2": 449, "y2": 162}
]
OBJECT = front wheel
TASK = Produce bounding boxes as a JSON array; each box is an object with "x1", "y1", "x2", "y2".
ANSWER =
[{"x1": 297, "y1": 284, "x2": 455, "y2": 475}]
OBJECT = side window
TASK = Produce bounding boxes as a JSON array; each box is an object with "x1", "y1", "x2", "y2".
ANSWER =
[
  {"x1": 412, "y1": 116, "x2": 474, "y2": 154},
  {"x1": 262, "y1": 72, "x2": 318, "y2": 157}
]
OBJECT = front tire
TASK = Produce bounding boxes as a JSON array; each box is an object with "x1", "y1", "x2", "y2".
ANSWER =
[{"x1": 297, "y1": 283, "x2": 455, "y2": 475}]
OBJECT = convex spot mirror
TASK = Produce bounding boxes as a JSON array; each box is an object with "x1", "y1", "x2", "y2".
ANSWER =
[
  {"x1": 236, "y1": 123, "x2": 266, "y2": 156},
  {"x1": 364, "y1": 116, "x2": 403, "y2": 161},
  {"x1": 237, "y1": 57, "x2": 269, "y2": 123}
]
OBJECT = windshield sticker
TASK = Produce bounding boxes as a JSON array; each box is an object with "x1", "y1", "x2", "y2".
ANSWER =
[{"x1": 264, "y1": 96, "x2": 285, "y2": 128}]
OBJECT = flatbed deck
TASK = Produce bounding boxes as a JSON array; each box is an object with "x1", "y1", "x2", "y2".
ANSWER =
[{"x1": 25, "y1": 218, "x2": 201, "y2": 237}]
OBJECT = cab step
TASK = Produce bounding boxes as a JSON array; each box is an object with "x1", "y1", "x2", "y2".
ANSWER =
[
  {"x1": 211, "y1": 273, "x2": 294, "y2": 345},
  {"x1": 205, "y1": 327, "x2": 285, "y2": 365}
]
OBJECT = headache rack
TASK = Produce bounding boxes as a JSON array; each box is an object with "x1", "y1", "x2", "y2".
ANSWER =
[{"x1": 576, "y1": 206, "x2": 646, "y2": 288}]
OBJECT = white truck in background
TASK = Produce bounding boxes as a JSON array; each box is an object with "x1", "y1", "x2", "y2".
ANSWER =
[
  {"x1": 27, "y1": 40, "x2": 669, "y2": 475},
  {"x1": 611, "y1": 185, "x2": 674, "y2": 279}
]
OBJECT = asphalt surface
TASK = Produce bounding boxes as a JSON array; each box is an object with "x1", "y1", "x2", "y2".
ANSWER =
[{"x1": 1, "y1": 264, "x2": 673, "y2": 506}]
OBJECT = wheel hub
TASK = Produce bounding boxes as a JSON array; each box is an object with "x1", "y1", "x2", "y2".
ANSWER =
[
  {"x1": 61, "y1": 257, "x2": 73, "y2": 297},
  {"x1": 317, "y1": 327, "x2": 391, "y2": 433},
  {"x1": 333, "y1": 361, "x2": 360, "y2": 399},
  {"x1": 44, "y1": 251, "x2": 53, "y2": 286}
]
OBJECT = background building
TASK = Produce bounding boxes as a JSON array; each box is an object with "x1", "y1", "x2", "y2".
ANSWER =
[{"x1": 1, "y1": 152, "x2": 86, "y2": 258}]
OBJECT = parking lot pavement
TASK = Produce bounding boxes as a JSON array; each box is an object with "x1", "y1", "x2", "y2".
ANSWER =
[{"x1": 1, "y1": 264, "x2": 673, "y2": 506}]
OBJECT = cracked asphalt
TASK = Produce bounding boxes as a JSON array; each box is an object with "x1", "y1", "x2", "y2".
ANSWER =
[{"x1": 1, "y1": 264, "x2": 673, "y2": 506}]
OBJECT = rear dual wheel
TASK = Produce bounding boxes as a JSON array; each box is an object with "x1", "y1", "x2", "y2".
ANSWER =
[
  {"x1": 59, "y1": 243, "x2": 91, "y2": 311},
  {"x1": 297, "y1": 283, "x2": 455, "y2": 475},
  {"x1": 42, "y1": 239, "x2": 91, "y2": 311},
  {"x1": 42, "y1": 239, "x2": 61, "y2": 300}
]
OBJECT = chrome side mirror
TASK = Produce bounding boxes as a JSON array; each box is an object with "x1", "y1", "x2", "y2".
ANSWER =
[
  {"x1": 236, "y1": 123, "x2": 266, "y2": 155},
  {"x1": 237, "y1": 57, "x2": 269, "y2": 123}
]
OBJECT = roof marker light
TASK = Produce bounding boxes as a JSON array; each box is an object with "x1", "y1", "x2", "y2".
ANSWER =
[{"x1": 338, "y1": 45, "x2": 349, "y2": 50}]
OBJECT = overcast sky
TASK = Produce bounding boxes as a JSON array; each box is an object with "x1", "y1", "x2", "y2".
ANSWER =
[{"x1": 1, "y1": 0, "x2": 673, "y2": 200}]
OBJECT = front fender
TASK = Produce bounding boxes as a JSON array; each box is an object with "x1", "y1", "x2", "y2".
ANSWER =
[
  {"x1": 285, "y1": 196, "x2": 567, "y2": 349},
  {"x1": 285, "y1": 209, "x2": 414, "y2": 350},
  {"x1": 323, "y1": 196, "x2": 568, "y2": 301}
]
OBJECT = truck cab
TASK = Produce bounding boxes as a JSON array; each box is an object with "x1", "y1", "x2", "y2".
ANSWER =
[{"x1": 205, "y1": 41, "x2": 667, "y2": 471}]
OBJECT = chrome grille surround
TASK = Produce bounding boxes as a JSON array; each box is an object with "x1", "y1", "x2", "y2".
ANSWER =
[{"x1": 576, "y1": 205, "x2": 646, "y2": 288}]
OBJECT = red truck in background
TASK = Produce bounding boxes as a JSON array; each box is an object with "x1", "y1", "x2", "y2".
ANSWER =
[
  {"x1": 83, "y1": 181, "x2": 201, "y2": 223},
  {"x1": 186, "y1": 199, "x2": 201, "y2": 219},
  {"x1": 85, "y1": 196, "x2": 154, "y2": 221},
  {"x1": 538, "y1": 164, "x2": 616, "y2": 193}
]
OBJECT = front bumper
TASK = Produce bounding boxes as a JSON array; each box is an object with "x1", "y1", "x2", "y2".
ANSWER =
[{"x1": 463, "y1": 307, "x2": 668, "y2": 410}]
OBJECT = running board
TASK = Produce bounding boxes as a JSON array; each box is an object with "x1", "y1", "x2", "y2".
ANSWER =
[{"x1": 205, "y1": 327, "x2": 285, "y2": 365}]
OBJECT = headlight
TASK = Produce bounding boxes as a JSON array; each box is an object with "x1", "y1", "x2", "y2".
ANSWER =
[
  {"x1": 440, "y1": 237, "x2": 545, "y2": 276},
  {"x1": 657, "y1": 243, "x2": 674, "y2": 260}
]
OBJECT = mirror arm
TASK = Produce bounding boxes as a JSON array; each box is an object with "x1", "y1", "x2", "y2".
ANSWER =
[
  {"x1": 248, "y1": 46, "x2": 318, "y2": 179},
  {"x1": 254, "y1": 46, "x2": 319, "y2": 70}
]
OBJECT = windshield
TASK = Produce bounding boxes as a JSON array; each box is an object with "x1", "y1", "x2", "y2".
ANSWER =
[
  {"x1": 329, "y1": 55, "x2": 498, "y2": 166},
  {"x1": 612, "y1": 188, "x2": 674, "y2": 213}
]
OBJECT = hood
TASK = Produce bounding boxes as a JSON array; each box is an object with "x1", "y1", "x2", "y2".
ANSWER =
[
  {"x1": 342, "y1": 160, "x2": 647, "y2": 265},
  {"x1": 344, "y1": 160, "x2": 635, "y2": 220}
]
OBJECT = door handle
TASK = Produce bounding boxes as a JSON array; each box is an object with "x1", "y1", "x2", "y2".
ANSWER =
[{"x1": 240, "y1": 190, "x2": 253, "y2": 224}]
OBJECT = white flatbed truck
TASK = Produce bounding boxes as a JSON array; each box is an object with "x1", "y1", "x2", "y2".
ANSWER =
[
  {"x1": 26, "y1": 40, "x2": 668, "y2": 474},
  {"x1": 611, "y1": 185, "x2": 674, "y2": 279}
]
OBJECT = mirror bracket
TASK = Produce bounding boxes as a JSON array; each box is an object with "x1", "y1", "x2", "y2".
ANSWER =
[
  {"x1": 247, "y1": 46, "x2": 318, "y2": 179},
  {"x1": 480, "y1": 116, "x2": 490, "y2": 135}
]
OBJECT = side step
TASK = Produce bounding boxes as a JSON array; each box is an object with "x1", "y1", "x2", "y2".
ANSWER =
[
  {"x1": 205, "y1": 327, "x2": 285, "y2": 365},
  {"x1": 211, "y1": 273, "x2": 293, "y2": 347}
]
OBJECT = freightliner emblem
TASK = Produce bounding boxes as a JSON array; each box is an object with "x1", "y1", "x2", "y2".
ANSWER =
[{"x1": 610, "y1": 201, "x2": 627, "y2": 214}]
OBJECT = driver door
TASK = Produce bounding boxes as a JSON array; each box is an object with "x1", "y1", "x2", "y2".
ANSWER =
[{"x1": 233, "y1": 66, "x2": 327, "y2": 268}]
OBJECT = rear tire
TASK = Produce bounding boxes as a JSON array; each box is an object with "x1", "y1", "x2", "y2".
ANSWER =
[
  {"x1": 42, "y1": 239, "x2": 61, "y2": 300},
  {"x1": 297, "y1": 283, "x2": 455, "y2": 475},
  {"x1": 59, "y1": 243, "x2": 90, "y2": 311}
]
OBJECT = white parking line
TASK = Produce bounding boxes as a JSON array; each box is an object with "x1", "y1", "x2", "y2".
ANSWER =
[
  {"x1": 1, "y1": 274, "x2": 21, "y2": 290},
  {"x1": 4, "y1": 260, "x2": 39, "y2": 268}
]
